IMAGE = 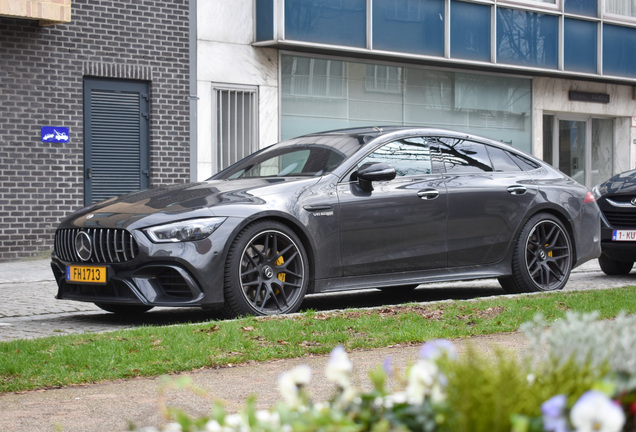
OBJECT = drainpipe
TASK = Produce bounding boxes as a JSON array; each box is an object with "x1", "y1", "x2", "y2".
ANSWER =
[{"x1": 189, "y1": 0, "x2": 198, "y2": 182}]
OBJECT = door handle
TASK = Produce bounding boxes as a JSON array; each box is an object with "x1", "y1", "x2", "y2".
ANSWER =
[
  {"x1": 417, "y1": 189, "x2": 439, "y2": 200},
  {"x1": 507, "y1": 185, "x2": 527, "y2": 195}
]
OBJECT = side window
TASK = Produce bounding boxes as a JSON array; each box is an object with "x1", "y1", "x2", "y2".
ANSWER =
[
  {"x1": 438, "y1": 138, "x2": 494, "y2": 173},
  {"x1": 487, "y1": 145, "x2": 522, "y2": 172},
  {"x1": 508, "y1": 151, "x2": 540, "y2": 171},
  {"x1": 360, "y1": 137, "x2": 432, "y2": 177}
]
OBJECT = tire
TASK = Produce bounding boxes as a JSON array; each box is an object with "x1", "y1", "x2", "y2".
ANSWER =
[
  {"x1": 499, "y1": 213, "x2": 572, "y2": 293},
  {"x1": 221, "y1": 220, "x2": 309, "y2": 318},
  {"x1": 598, "y1": 254, "x2": 633, "y2": 276},
  {"x1": 94, "y1": 303, "x2": 154, "y2": 314}
]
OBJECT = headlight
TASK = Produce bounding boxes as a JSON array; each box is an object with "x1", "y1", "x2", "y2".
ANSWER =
[{"x1": 144, "y1": 217, "x2": 226, "y2": 243}]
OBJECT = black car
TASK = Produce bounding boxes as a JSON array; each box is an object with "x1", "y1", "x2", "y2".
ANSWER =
[
  {"x1": 593, "y1": 169, "x2": 636, "y2": 275},
  {"x1": 51, "y1": 127, "x2": 601, "y2": 317}
]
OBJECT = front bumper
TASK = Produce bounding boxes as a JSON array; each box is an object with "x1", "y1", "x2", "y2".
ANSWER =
[{"x1": 50, "y1": 224, "x2": 234, "y2": 308}]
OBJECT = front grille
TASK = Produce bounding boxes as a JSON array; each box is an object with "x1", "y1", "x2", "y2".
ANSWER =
[
  {"x1": 156, "y1": 268, "x2": 194, "y2": 298},
  {"x1": 54, "y1": 228, "x2": 139, "y2": 263},
  {"x1": 602, "y1": 210, "x2": 636, "y2": 229}
]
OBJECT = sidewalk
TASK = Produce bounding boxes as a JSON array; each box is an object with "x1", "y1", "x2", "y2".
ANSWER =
[{"x1": 0, "y1": 258, "x2": 618, "y2": 431}]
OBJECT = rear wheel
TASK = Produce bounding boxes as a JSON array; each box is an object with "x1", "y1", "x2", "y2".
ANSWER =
[
  {"x1": 598, "y1": 254, "x2": 633, "y2": 276},
  {"x1": 94, "y1": 303, "x2": 153, "y2": 314},
  {"x1": 499, "y1": 213, "x2": 572, "y2": 293},
  {"x1": 222, "y1": 221, "x2": 309, "y2": 318}
]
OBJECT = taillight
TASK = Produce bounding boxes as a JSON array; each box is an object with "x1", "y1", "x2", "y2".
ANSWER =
[{"x1": 584, "y1": 191, "x2": 596, "y2": 203}]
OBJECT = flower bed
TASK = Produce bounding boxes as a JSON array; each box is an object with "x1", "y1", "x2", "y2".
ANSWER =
[{"x1": 135, "y1": 312, "x2": 636, "y2": 432}]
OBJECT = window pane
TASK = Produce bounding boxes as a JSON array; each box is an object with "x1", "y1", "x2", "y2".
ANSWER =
[
  {"x1": 285, "y1": 0, "x2": 366, "y2": 48},
  {"x1": 487, "y1": 146, "x2": 522, "y2": 172},
  {"x1": 373, "y1": 0, "x2": 444, "y2": 56},
  {"x1": 591, "y1": 118, "x2": 613, "y2": 186},
  {"x1": 361, "y1": 138, "x2": 433, "y2": 177},
  {"x1": 497, "y1": 8, "x2": 558, "y2": 69},
  {"x1": 565, "y1": 0, "x2": 598, "y2": 17},
  {"x1": 603, "y1": 24, "x2": 636, "y2": 78},
  {"x1": 215, "y1": 88, "x2": 258, "y2": 172},
  {"x1": 281, "y1": 55, "x2": 532, "y2": 153},
  {"x1": 256, "y1": 0, "x2": 274, "y2": 41},
  {"x1": 564, "y1": 18, "x2": 597, "y2": 73},
  {"x1": 543, "y1": 114, "x2": 554, "y2": 166},
  {"x1": 438, "y1": 139, "x2": 494, "y2": 173},
  {"x1": 451, "y1": 0, "x2": 491, "y2": 62},
  {"x1": 605, "y1": 0, "x2": 636, "y2": 17}
]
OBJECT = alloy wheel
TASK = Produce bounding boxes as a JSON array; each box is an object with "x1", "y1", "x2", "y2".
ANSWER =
[{"x1": 238, "y1": 229, "x2": 306, "y2": 314}]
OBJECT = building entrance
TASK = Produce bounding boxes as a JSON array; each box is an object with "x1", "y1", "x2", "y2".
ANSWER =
[{"x1": 543, "y1": 115, "x2": 614, "y2": 189}]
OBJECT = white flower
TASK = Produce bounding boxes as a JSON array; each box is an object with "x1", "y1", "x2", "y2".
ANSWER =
[
  {"x1": 162, "y1": 423, "x2": 183, "y2": 432},
  {"x1": 278, "y1": 365, "x2": 312, "y2": 408},
  {"x1": 256, "y1": 410, "x2": 280, "y2": 427},
  {"x1": 326, "y1": 345, "x2": 353, "y2": 389},
  {"x1": 570, "y1": 390, "x2": 625, "y2": 432},
  {"x1": 406, "y1": 359, "x2": 438, "y2": 404},
  {"x1": 204, "y1": 420, "x2": 223, "y2": 432}
]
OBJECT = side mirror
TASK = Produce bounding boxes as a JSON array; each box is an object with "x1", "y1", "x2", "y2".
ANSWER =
[{"x1": 351, "y1": 162, "x2": 396, "y2": 192}]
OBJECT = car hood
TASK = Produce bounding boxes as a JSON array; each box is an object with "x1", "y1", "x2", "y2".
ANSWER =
[
  {"x1": 596, "y1": 169, "x2": 636, "y2": 197},
  {"x1": 60, "y1": 177, "x2": 319, "y2": 229}
]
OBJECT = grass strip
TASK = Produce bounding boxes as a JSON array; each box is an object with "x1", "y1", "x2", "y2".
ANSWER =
[{"x1": 1, "y1": 286, "x2": 635, "y2": 393}]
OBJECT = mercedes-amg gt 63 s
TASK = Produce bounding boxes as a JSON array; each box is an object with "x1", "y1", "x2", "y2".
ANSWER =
[{"x1": 51, "y1": 127, "x2": 601, "y2": 317}]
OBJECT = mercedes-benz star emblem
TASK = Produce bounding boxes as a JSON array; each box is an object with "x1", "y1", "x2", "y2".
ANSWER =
[{"x1": 74, "y1": 231, "x2": 93, "y2": 262}]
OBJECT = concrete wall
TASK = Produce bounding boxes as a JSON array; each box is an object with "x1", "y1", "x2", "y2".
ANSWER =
[{"x1": 196, "y1": 0, "x2": 279, "y2": 180}]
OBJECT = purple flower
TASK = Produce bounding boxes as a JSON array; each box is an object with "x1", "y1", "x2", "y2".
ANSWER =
[
  {"x1": 419, "y1": 339, "x2": 457, "y2": 361},
  {"x1": 383, "y1": 355, "x2": 394, "y2": 377},
  {"x1": 542, "y1": 394, "x2": 568, "y2": 432}
]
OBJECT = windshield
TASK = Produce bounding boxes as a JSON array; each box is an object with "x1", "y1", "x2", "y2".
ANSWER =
[{"x1": 212, "y1": 134, "x2": 362, "y2": 180}]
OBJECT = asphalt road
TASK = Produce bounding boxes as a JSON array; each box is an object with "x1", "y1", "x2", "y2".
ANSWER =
[{"x1": 0, "y1": 258, "x2": 635, "y2": 342}]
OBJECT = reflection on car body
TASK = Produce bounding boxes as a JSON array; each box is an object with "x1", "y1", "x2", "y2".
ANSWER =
[{"x1": 51, "y1": 127, "x2": 602, "y2": 317}]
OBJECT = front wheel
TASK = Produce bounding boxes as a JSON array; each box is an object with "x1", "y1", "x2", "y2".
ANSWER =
[
  {"x1": 499, "y1": 213, "x2": 572, "y2": 293},
  {"x1": 598, "y1": 254, "x2": 634, "y2": 276},
  {"x1": 222, "y1": 221, "x2": 309, "y2": 318}
]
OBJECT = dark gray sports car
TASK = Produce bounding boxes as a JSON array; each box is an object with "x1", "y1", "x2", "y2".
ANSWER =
[{"x1": 51, "y1": 127, "x2": 601, "y2": 317}]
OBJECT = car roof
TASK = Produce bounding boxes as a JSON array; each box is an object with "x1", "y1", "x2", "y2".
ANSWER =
[{"x1": 301, "y1": 126, "x2": 490, "y2": 143}]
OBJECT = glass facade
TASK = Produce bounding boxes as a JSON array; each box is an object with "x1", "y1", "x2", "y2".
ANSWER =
[
  {"x1": 603, "y1": 24, "x2": 636, "y2": 77},
  {"x1": 281, "y1": 55, "x2": 532, "y2": 153},
  {"x1": 284, "y1": 0, "x2": 366, "y2": 48},
  {"x1": 451, "y1": 0, "x2": 490, "y2": 62},
  {"x1": 565, "y1": 0, "x2": 598, "y2": 17},
  {"x1": 564, "y1": 18, "x2": 597, "y2": 73},
  {"x1": 256, "y1": 0, "x2": 636, "y2": 80},
  {"x1": 373, "y1": 0, "x2": 444, "y2": 56},
  {"x1": 496, "y1": 8, "x2": 558, "y2": 69}
]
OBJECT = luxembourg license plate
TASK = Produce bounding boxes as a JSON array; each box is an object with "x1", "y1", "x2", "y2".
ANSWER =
[
  {"x1": 612, "y1": 230, "x2": 636, "y2": 241},
  {"x1": 66, "y1": 265, "x2": 107, "y2": 284}
]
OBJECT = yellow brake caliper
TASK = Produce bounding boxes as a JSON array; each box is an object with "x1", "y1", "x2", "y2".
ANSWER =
[{"x1": 275, "y1": 255, "x2": 286, "y2": 282}]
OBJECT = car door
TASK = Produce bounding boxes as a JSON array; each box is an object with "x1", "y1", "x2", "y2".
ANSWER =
[
  {"x1": 336, "y1": 136, "x2": 447, "y2": 277},
  {"x1": 438, "y1": 137, "x2": 538, "y2": 266}
]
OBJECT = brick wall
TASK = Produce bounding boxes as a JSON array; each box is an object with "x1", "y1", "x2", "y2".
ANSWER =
[{"x1": 0, "y1": 0, "x2": 190, "y2": 261}]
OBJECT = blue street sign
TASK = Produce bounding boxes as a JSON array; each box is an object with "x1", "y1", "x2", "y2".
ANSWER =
[{"x1": 41, "y1": 126, "x2": 69, "y2": 143}]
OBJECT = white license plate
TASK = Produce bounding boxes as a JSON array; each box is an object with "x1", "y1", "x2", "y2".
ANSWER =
[{"x1": 612, "y1": 230, "x2": 636, "y2": 241}]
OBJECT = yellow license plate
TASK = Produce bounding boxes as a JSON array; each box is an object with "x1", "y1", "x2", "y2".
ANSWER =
[{"x1": 66, "y1": 265, "x2": 107, "y2": 284}]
